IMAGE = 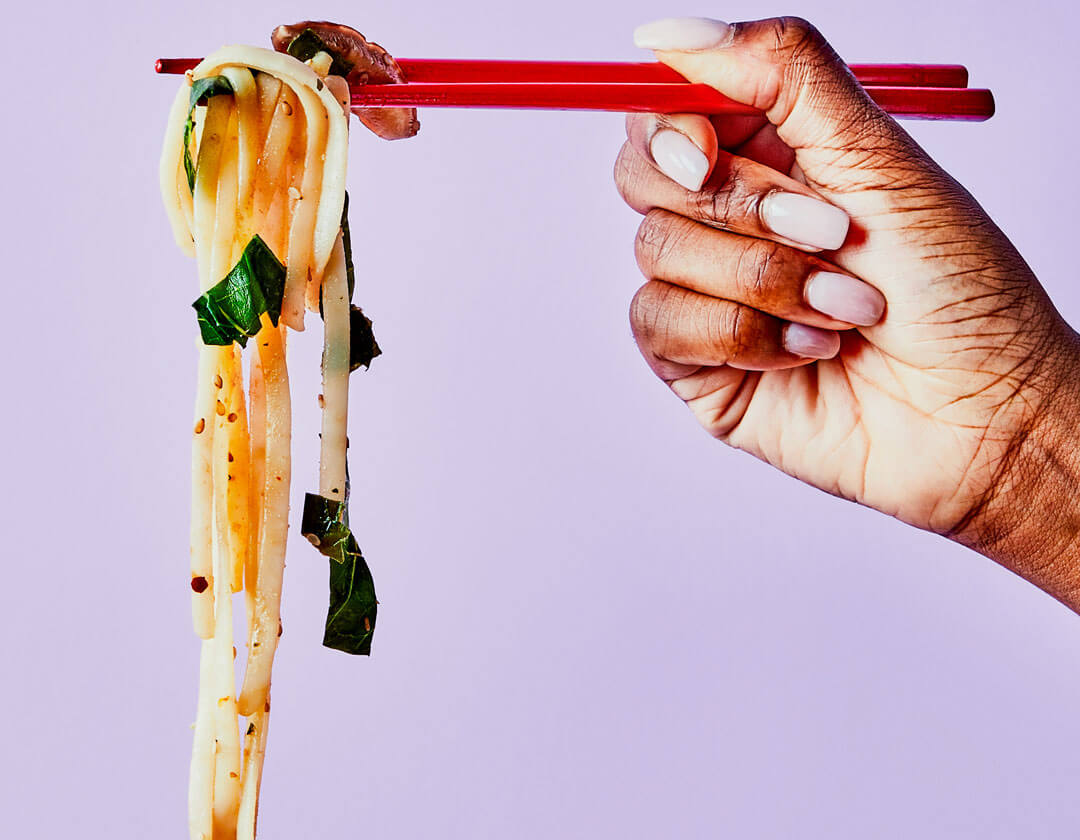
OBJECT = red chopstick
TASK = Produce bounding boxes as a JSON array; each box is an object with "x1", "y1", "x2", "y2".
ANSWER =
[
  {"x1": 401, "y1": 59, "x2": 970, "y2": 88},
  {"x1": 348, "y1": 82, "x2": 994, "y2": 121},
  {"x1": 154, "y1": 57, "x2": 992, "y2": 121},
  {"x1": 157, "y1": 57, "x2": 969, "y2": 89}
]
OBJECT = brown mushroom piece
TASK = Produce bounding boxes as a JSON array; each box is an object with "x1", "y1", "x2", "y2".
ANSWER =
[{"x1": 271, "y1": 21, "x2": 420, "y2": 141}]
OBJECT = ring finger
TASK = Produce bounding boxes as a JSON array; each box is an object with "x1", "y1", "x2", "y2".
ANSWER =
[{"x1": 635, "y1": 209, "x2": 885, "y2": 328}]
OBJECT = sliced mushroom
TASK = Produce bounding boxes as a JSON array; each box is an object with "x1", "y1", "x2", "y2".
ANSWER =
[{"x1": 271, "y1": 21, "x2": 420, "y2": 141}]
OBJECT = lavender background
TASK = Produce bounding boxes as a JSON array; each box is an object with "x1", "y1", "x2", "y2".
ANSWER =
[{"x1": 5, "y1": 0, "x2": 1080, "y2": 836}]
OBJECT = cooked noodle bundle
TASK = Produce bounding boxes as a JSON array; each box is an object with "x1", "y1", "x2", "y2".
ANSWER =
[{"x1": 160, "y1": 24, "x2": 410, "y2": 838}]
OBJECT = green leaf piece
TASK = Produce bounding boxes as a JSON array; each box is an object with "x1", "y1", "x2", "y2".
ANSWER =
[
  {"x1": 191, "y1": 236, "x2": 286, "y2": 347},
  {"x1": 304, "y1": 195, "x2": 382, "y2": 654},
  {"x1": 183, "y1": 75, "x2": 234, "y2": 193},
  {"x1": 341, "y1": 192, "x2": 356, "y2": 300},
  {"x1": 349, "y1": 307, "x2": 382, "y2": 371},
  {"x1": 301, "y1": 493, "x2": 378, "y2": 655},
  {"x1": 286, "y1": 29, "x2": 355, "y2": 77}
]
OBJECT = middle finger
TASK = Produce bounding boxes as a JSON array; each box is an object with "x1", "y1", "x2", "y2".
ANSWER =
[{"x1": 615, "y1": 139, "x2": 849, "y2": 253}]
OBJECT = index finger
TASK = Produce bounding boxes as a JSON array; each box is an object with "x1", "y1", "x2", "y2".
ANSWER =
[{"x1": 624, "y1": 112, "x2": 719, "y2": 192}]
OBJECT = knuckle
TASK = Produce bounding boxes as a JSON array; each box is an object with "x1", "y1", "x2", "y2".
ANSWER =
[
  {"x1": 613, "y1": 143, "x2": 640, "y2": 199},
  {"x1": 634, "y1": 210, "x2": 681, "y2": 275},
  {"x1": 776, "y1": 16, "x2": 819, "y2": 44},
  {"x1": 715, "y1": 302, "x2": 748, "y2": 359},
  {"x1": 772, "y1": 17, "x2": 837, "y2": 88},
  {"x1": 773, "y1": 17, "x2": 827, "y2": 58},
  {"x1": 628, "y1": 282, "x2": 663, "y2": 340},
  {"x1": 735, "y1": 239, "x2": 784, "y2": 301},
  {"x1": 693, "y1": 164, "x2": 756, "y2": 231}
]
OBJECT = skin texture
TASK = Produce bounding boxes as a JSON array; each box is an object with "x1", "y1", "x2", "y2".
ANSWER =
[{"x1": 615, "y1": 17, "x2": 1080, "y2": 609}]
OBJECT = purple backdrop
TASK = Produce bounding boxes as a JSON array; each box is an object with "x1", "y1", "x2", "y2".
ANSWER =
[{"x1": 6, "y1": 1, "x2": 1080, "y2": 837}]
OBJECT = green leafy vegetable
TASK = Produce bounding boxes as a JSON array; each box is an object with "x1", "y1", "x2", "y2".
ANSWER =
[
  {"x1": 304, "y1": 194, "x2": 382, "y2": 654},
  {"x1": 183, "y1": 75, "x2": 234, "y2": 192},
  {"x1": 192, "y1": 236, "x2": 286, "y2": 346},
  {"x1": 286, "y1": 29, "x2": 355, "y2": 77},
  {"x1": 349, "y1": 307, "x2": 382, "y2": 371},
  {"x1": 301, "y1": 493, "x2": 378, "y2": 655},
  {"x1": 341, "y1": 192, "x2": 356, "y2": 299}
]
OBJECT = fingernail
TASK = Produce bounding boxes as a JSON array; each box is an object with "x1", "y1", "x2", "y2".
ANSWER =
[
  {"x1": 633, "y1": 17, "x2": 734, "y2": 51},
  {"x1": 783, "y1": 323, "x2": 841, "y2": 359},
  {"x1": 761, "y1": 192, "x2": 850, "y2": 251},
  {"x1": 650, "y1": 130, "x2": 709, "y2": 191},
  {"x1": 805, "y1": 272, "x2": 885, "y2": 326}
]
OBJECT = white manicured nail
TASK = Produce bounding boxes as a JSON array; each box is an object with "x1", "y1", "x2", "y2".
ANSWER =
[
  {"x1": 761, "y1": 192, "x2": 850, "y2": 251},
  {"x1": 783, "y1": 323, "x2": 841, "y2": 359},
  {"x1": 805, "y1": 272, "x2": 885, "y2": 326},
  {"x1": 650, "y1": 130, "x2": 709, "y2": 191},
  {"x1": 633, "y1": 17, "x2": 734, "y2": 51}
]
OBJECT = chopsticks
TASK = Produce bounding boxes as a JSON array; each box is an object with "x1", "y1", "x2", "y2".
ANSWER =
[
  {"x1": 155, "y1": 58, "x2": 993, "y2": 121},
  {"x1": 345, "y1": 82, "x2": 992, "y2": 120}
]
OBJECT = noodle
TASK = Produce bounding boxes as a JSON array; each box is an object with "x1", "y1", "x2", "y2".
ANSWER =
[
  {"x1": 162, "y1": 43, "x2": 346, "y2": 839},
  {"x1": 163, "y1": 25, "x2": 403, "y2": 836}
]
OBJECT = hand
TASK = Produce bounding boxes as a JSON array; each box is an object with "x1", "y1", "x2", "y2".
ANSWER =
[{"x1": 615, "y1": 16, "x2": 1080, "y2": 608}]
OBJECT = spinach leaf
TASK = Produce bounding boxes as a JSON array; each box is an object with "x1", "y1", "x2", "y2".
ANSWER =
[
  {"x1": 183, "y1": 75, "x2": 234, "y2": 192},
  {"x1": 192, "y1": 235, "x2": 285, "y2": 347},
  {"x1": 301, "y1": 493, "x2": 378, "y2": 655},
  {"x1": 349, "y1": 307, "x2": 382, "y2": 371},
  {"x1": 286, "y1": 29, "x2": 355, "y2": 77},
  {"x1": 341, "y1": 192, "x2": 356, "y2": 300},
  {"x1": 304, "y1": 196, "x2": 382, "y2": 654}
]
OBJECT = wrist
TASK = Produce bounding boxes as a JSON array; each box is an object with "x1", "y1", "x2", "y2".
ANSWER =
[{"x1": 953, "y1": 328, "x2": 1080, "y2": 610}]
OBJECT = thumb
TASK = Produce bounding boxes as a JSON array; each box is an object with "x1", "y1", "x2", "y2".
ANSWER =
[{"x1": 633, "y1": 17, "x2": 925, "y2": 187}]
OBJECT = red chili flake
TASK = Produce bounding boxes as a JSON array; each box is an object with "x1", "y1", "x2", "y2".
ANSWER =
[
  {"x1": 363, "y1": 617, "x2": 371, "y2": 632},
  {"x1": 247, "y1": 723, "x2": 256, "y2": 735},
  {"x1": 190, "y1": 576, "x2": 209, "y2": 593},
  {"x1": 215, "y1": 400, "x2": 226, "y2": 416},
  {"x1": 194, "y1": 418, "x2": 206, "y2": 434},
  {"x1": 227, "y1": 412, "x2": 238, "y2": 423},
  {"x1": 227, "y1": 452, "x2": 234, "y2": 462},
  {"x1": 214, "y1": 374, "x2": 223, "y2": 389},
  {"x1": 229, "y1": 772, "x2": 239, "y2": 779},
  {"x1": 277, "y1": 620, "x2": 283, "y2": 637}
]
